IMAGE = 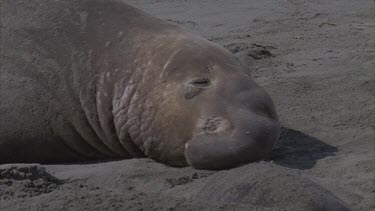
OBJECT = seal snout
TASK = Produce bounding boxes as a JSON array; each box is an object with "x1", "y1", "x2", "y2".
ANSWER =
[{"x1": 184, "y1": 114, "x2": 280, "y2": 170}]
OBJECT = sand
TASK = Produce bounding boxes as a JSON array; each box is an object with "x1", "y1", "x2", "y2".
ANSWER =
[{"x1": 0, "y1": 0, "x2": 373, "y2": 210}]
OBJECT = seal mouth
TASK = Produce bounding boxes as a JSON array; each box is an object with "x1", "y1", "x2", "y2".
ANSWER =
[
  {"x1": 184, "y1": 135, "x2": 267, "y2": 170},
  {"x1": 184, "y1": 116, "x2": 280, "y2": 170}
]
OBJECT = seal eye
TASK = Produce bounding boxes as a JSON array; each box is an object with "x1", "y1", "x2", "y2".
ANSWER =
[
  {"x1": 190, "y1": 78, "x2": 211, "y2": 87},
  {"x1": 185, "y1": 78, "x2": 211, "y2": 100}
]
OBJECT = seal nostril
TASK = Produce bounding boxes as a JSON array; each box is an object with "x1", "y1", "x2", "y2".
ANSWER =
[
  {"x1": 200, "y1": 117, "x2": 232, "y2": 134},
  {"x1": 204, "y1": 119, "x2": 220, "y2": 132}
]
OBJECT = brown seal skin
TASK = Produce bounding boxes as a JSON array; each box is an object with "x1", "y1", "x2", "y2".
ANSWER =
[{"x1": 0, "y1": 0, "x2": 280, "y2": 170}]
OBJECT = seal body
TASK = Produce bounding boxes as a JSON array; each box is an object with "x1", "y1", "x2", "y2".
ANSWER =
[{"x1": 0, "y1": 0, "x2": 280, "y2": 169}]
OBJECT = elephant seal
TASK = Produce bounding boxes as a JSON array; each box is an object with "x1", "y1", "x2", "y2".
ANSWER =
[{"x1": 0, "y1": 0, "x2": 280, "y2": 169}]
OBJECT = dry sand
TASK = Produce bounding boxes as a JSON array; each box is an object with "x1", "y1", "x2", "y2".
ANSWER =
[{"x1": 0, "y1": 0, "x2": 374, "y2": 210}]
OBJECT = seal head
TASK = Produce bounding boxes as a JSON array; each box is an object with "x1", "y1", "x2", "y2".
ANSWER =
[{"x1": 136, "y1": 32, "x2": 280, "y2": 169}]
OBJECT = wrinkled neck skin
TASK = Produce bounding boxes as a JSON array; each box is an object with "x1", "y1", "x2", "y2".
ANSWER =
[
  {"x1": 81, "y1": 27, "x2": 237, "y2": 165},
  {"x1": 107, "y1": 32, "x2": 217, "y2": 165}
]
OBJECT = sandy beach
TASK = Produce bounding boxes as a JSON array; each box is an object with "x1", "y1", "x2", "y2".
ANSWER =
[{"x1": 0, "y1": 0, "x2": 373, "y2": 210}]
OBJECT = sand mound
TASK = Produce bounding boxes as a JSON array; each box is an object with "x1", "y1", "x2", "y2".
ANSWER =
[
  {"x1": 0, "y1": 164, "x2": 63, "y2": 200},
  {"x1": 0, "y1": 161, "x2": 351, "y2": 211}
]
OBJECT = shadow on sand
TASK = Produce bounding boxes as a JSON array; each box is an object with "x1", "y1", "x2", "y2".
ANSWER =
[{"x1": 271, "y1": 127, "x2": 338, "y2": 170}]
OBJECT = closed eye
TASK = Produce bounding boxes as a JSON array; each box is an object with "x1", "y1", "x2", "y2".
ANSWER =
[
  {"x1": 189, "y1": 78, "x2": 210, "y2": 87},
  {"x1": 185, "y1": 78, "x2": 211, "y2": 100}
]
